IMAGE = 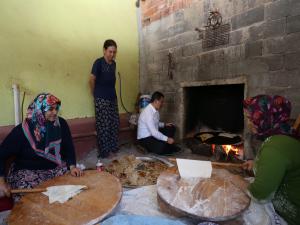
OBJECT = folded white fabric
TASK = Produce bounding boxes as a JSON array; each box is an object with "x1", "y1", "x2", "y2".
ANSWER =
[{"x1": 42, "y1": 185, "x2": 87, "y2": 204}]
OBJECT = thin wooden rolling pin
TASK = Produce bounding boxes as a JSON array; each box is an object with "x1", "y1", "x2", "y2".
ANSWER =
[
  {"x1": 11, "y1": 188, "x2": 47, "y2": 194},
  {"x1": 11, "y1": 186, "x2": 88, "y2": 194},
  {"x1": 211, "y1": 161, "x2": 243, "y2": 167},
  {"x1": 167, "y1": 157, "x2": 243, "y2": 168}
]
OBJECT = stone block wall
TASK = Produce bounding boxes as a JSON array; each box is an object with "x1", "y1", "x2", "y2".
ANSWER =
[{"x1": 139, "y1": 0, "x2": 300, "y2": 144}]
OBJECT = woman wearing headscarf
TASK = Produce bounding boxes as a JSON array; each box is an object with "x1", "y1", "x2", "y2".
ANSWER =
[
  {"x1": 243, "y1": 95, "x2": 300, "y2": 225},
  {"x1": 0, "y1": 93, "x2": 82, "y2": 201},
  {"x1": 89, "y1": 39, "x2": 120, "y2": 160}
]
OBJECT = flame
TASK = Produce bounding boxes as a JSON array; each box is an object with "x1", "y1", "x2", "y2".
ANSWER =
[
  {"x1": 222, "y1": 145, "x2": 239, "y2": 155},
  {"x1": 211, "y1": 144, "x2": 239, "y2": 155}
]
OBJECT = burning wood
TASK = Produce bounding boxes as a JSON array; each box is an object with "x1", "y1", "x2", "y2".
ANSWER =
[
  {"x1": 213, "y1": 144, "x2": 243, "y2": 162},
  {"x1": 212, "y1": 144, "x2": 240, "y2": 156},
  {"x1": 184, "y1": 130, "x2": 244, "y2": 163}
]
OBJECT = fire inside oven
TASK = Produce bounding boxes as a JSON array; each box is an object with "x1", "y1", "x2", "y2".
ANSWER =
[
  {"x1": 194, "y1": 131, "x2": 243, "y2": 161},
  {"x1": 184, "y1": 84, "x2": 245, "y2": 161}
]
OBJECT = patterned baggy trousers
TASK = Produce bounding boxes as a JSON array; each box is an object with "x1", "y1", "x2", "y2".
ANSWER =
[{"x1": 94, "y1": 98, "x2": 119, "y2": 158}]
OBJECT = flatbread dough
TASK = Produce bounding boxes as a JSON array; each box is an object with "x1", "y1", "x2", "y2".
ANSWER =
[
  {"x1": 42, "y1": 185, "x2": 87, "y2": 204},
  {"x1": 157, "y1": 168, "x2": 250, "y2": 221},
  {"x1": 199, "y1": 133, "x2": 214, "y2": 142}
]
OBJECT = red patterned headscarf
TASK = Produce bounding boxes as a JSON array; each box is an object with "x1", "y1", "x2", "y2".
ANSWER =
[{"x1": 243, "y1": 95, "x2": 298, "y2": 140}]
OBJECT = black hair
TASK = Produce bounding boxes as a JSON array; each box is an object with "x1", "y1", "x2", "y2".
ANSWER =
[
  {"x1": 151, "y1": 91, "x2": 164, "y2": 102},
  {"x1": 103, "y1": 39, "x2": 117, "y2": 49}
]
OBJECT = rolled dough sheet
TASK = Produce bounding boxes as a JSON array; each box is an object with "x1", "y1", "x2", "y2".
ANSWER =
[{"x1": 42, "y1": 185, "x2": 87, "y2": 204}]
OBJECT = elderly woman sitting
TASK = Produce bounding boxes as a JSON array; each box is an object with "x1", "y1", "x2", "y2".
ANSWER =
[
  {"x1": 243, "y1": 95, "x2": 300, "y2": 225},
  {"x1": 0, "y1": 93, "x2": 82, "y2": 201}
]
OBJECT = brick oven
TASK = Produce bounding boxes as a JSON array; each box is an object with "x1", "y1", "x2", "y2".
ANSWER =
[
  {"x1": 182, "y1": 78, "x2": 245, "y2": 136},
  {"x1": 138, "y1": 0, "x2": 300, "y2": 159},
  {"x1": 180, "y1": 77, "x2": 246, "y2": 160}
]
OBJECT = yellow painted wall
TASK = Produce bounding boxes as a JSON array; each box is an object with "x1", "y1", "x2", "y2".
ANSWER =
[{"x1": 0, "y1": 0, "x2": 139, "y2": 126}]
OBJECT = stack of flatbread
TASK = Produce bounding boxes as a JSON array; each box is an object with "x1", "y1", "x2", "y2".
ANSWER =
[{"x1": 106, "y1": 155, "x2": 168, "y2": 186}]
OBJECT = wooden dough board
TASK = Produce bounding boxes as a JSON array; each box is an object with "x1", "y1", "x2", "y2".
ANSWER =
[
  {"x1": 8, "y1": 170, "x2": 122, "y2": 225},
  {"x1": 157, "y1": 167, "x2": 250, "y2": 222}
]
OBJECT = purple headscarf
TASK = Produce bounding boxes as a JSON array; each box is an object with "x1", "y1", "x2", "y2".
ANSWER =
[{"x1": 243, "y1": 95, "x2": 298, "y2": 140}]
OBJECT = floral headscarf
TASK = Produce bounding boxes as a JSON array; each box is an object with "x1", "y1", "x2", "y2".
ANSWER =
[
  {"x1": 22, "y1": 93, "x2": 63, "y2": 165},
  {"x1": 243, "y1": 95, "x2": 298, "y2": 140}
]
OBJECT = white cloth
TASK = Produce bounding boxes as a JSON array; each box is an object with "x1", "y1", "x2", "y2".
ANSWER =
[
  {"x1": 42, "y1": 185, "x2": 87, "y2": 204},
  {"x1": 137, "y1": 104, "x2": 167, "y2": 141}
]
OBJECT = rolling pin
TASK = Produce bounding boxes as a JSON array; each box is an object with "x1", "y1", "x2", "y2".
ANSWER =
[
  {"x1": 210, "y1": 161, "x2": 243, "y2": 167},
  {"x1": 11, "y1": 188, "x2": 47, "y2": 194},
  {"x1": 168, "y1": 157, "x2": 243, "y2": 168}
]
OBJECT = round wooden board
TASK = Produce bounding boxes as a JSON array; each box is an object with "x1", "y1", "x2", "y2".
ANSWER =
[
  {"x1": 8, "y1": 170, "x2": 122, "y2": 225},
  {"x1": 157, "y1": 167, "x2": 250, "y2": 222}
]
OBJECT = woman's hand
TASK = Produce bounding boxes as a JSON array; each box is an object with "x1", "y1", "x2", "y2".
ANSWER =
[
  {"x1": 70, "y1": 166, "x2": 83, "y2": 177},
  {"x1": 242, "y1": 160, "x2": 254, "y2": 171},
  {"x1": 0, "y1": 178, "x2": 11, "y2": 197}
]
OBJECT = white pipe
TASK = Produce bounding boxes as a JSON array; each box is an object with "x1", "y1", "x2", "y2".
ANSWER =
[{"x1": 12, "y1": 84, "x2": 21, "y2": 126}]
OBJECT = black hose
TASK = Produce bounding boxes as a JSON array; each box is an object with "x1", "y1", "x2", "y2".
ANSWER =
[
  {"x1": 21, "y1": 91, "x2": 26, "y2": 121},
  {"x1": 117, "y1": 72, "x2": 131, "y2": 114}
]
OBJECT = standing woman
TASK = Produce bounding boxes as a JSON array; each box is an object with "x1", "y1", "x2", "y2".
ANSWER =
[{"x1": 89, "y1": 39, "x2": 119, "y2": 159}]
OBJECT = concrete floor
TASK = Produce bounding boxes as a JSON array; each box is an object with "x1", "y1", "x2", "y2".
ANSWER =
[{"x1": 77, "y1": 143, "x2": 245, "y2": 225}]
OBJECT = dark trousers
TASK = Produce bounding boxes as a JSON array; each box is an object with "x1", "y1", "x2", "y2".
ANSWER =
[
  {"x1": 94, "y1": 98, "x2": 119, "y2": 158},
  {"x1": 138, "y1": 125, "x2": 177, "y2": 155}
]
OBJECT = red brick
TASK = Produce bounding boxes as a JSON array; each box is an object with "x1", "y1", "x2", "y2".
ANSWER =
[
  {"x1": 172, "y1": 1, "x2": 183, "y2": 12},
  {"x1": 151, "y1": 0, "x2": 165, "y2": 6},
  {"x1": 151, "y1": 11, "x2": 162, "y2": 22},
  {"x1": 181, "y1": 0, "x2": 189, "y2": 7},
  {"x1": 161, "y1": 7, "x2": 170, "y2": 17},
  {"x1": 143, "y1": 5, "x2": 158, "y2": 19},
  {"x1": 140, "y1": 2, "x2": 147, "y2": 11},
  {"x1": 142, "y1": 0, "x2": 190, "y2": 26}
]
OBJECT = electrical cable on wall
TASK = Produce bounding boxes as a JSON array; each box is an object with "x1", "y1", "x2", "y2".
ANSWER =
[
  {"x1": 21, "y1": 91, "x2": 26, "y2": 121},
  {"x1": 117, "y1": 72, "x2": 131, "y2": 114}
]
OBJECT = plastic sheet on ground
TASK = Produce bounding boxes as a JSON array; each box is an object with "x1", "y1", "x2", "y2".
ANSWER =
[
  {"x1": 101, "y1": 215, "x2": 186, "y2": 225},
  {"x1": 110, "y1": 185, "x2": 195, "y2": 225},
  {"x1": 197, "y1": 223, "x2": 218, "y2": 225},
  {"x1": 0, "y1": 210, "x2": 10, "y2": 225},
  {"x1": 118, "y1": 185, "x2": 168, "y2": 217},
  {"x1": 110, "y1": 185, "x2": 287, "y2": 225},
  {"x1": 243, "y1": 201, "x2": 287, "y2": 225}
]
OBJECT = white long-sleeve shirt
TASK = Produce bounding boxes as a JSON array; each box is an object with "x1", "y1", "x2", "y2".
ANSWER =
[{"x1": 137, "y1": 103, "x2": 167, "y2": 141}]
